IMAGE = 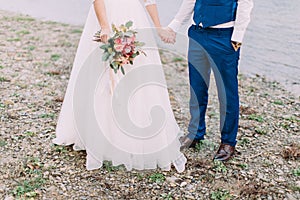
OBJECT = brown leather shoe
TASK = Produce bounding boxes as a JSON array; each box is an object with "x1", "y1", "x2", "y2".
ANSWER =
[
  {"x1": 214, "y1": 143, "x2": 235, "y2": 162},
  {"x1": 179, "y1": 135, "x2": 200, "y2": 150}
]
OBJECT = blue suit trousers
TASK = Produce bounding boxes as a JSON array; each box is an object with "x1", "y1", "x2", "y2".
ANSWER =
[{"x1": 187, "y1": 25, "x2": 240, "y2": 146}]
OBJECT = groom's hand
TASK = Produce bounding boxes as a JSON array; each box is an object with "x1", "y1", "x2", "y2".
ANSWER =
[
  {"x1": 157, "y1": 27, "x2": 176, "y2": 44},
  {"x1": 165, "y1": 27, "x2": 176, "y2": 44},
  {"x1": 231, "y1": 41, "x2": 242, "y2": 51}
]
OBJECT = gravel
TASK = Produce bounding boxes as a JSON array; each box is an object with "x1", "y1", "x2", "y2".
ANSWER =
[{"x1": 0, "y1": 10, "x2": 299, "y2": 199}]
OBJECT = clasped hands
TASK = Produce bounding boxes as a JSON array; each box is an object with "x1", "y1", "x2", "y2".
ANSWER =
[{"x1": 157, "y1": 27, "x2": 176, "y2": 44}]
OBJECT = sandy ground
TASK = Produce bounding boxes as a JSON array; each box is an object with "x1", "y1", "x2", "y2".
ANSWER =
[{"x1": 0, "y1": 10, "x2": 299, "y2": 199}]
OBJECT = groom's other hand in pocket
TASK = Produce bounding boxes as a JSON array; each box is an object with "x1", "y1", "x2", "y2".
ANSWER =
[
  {"x1": 231, "y1": 41, "x2": 242, "y2": 51},
  {"x1": 157, "y1": 27, "x2": 176, "y2": 44}
]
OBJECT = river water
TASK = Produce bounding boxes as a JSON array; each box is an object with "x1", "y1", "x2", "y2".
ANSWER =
[
  {"x1": 241, "y1": 0, "x2": 300, "y2": 97},
  {"x1": 0, "y1": 0, "x2": 299, "y2": 97}
]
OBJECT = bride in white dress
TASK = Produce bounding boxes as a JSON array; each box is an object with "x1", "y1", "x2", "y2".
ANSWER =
[{"x1": 53, "y1": 0, "x2": 187, "y2": 172}]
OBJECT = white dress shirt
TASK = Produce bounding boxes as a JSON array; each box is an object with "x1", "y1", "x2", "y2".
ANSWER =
[
  {"x1": 92, "y1": 0, "x2": 156, "y2": 5},
  {"x1": 168, "y1": 0, "x2": 253, "y2": 43}
]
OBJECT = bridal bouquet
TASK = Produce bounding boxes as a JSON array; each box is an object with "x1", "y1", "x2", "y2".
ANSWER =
[{"x1": 94, "y1": 21, "x2": 146, "y2": 75}]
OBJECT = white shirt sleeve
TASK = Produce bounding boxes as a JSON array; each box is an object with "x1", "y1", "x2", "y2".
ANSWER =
[
  {"x1": 231, "y1": 0, "x2": 254, "y2": 43},
  {"x1": 168, "y1": 0, "x2": 253, "y2": 43},
  {"x1": 168, "y1": 0, "x2": 196, "y2": 32},
  {"x1": 144, "y1": 0, "x2": 156, "y2": 6}
]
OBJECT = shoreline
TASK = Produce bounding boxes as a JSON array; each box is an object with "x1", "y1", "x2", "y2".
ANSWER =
[
  {"x1": 0, "y1": 6, "x2": 298, "y2": 98},
  {"x1": 0, "y1": 10, "x2": 299, "y2": 199}
]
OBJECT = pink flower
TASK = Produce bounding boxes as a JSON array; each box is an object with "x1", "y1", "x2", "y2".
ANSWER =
[
  {"x1": 122, "y1": 44, "x2": 132, "y2": 55},
  {"x1": 114, "y1": 38, "x2": 122, "y2": 44},
  {"x1": 114, "y1": 44, "x2": 124, "y2": 52}
]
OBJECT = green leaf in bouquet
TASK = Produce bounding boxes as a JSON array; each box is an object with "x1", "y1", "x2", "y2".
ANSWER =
[
  {"x1": 110, "y1": 63, "x2": 115, "y2": 70},
  {"x1": 135, "y1": 42, "x2": 145, "y2": 47},
  {"x1": 112, "y1": 62, "x2": 118, "y2": 69},
  {"x1": 129, "y1": 60, "x2": 133, "y2": 65},
  {"x1": 108, "y1": 47, "x2": 113, "y2": 54},
  {"x1": 125, "y1": 21, "x2": 133, "y2": 29},
  {"x1": 128, "y1": 30, "x2": 137, "y2": 35},
  {"x1": 131, "y1": 53, "x2": 138, "y2": 59},
  {"x1": 117, "y1": 32, "x2": 124, "y2": 38},
  {"x1": 124, "y1": 32, "x2": 134, "y2": 37},
  {"x1": 108, "y1": 54, "x2": 114, "y2": 61},
  {"x1": 114, "y1": 68, "x2": 118, "y2": 74},
  {"x1": 100, "y1": 44, "x2": 109, "y2": 50},
  {"x1": 120, "y1": 66, "x2": 125, "y2": 75},
  {"x1": 112, "y1": 24, "x2": 118, "y2": 32},
  {"x1": 120, "y1": 24, "x2": 127, "y2": 32},
  {"x1": 102, "y1": 52, "x2": 110, "y2": 61},
  {"x1": 112, "y1": 62, "x2": 121, "y2": 74},
  {"x1": 108, "y1": 38, "x2": 114, "y2": 44}
]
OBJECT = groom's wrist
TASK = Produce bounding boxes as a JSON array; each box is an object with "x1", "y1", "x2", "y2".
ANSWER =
[
  {"x1": 231, "y1": 29, "x2": 244, "y2": 44},
  {"x1": 168, "y1": 20, "x2": 181, "y2": 33}
]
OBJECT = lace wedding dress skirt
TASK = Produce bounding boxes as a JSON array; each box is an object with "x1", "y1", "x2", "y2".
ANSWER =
[{"x1": 53, "y1": 0, "x2": 187, "y2": 173}]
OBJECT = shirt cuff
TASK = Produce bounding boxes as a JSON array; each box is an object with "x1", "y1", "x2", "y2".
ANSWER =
[
  {"x1": 168, "y1": 19, "x2": 181, "y2": 33},
  {"x1": 144, "y1": 0, "x2": 156, "y2": 6},
  {"x1": 231, "y1": 29, "x2": 245, "y2": 43}
]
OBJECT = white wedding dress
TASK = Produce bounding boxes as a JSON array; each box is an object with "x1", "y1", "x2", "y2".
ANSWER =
[{"x1": 53, "y1": 0, "x2": 187, "y2": 172}]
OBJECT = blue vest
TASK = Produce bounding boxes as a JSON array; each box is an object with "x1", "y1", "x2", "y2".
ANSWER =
[{"x1": 193, "y1": 0, "x2": 238, "y2": 28}]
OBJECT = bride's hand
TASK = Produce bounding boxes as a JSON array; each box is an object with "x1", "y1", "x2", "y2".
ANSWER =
[
  {"x1": 100, "y1": 28, "x2": 111, "y2": 43},
  {"x1": 93, "y1": 27, "x2": 111, "y2": 43},
  {"x1": 157, "y1": 27, "x2": 176, "y2": 44}
]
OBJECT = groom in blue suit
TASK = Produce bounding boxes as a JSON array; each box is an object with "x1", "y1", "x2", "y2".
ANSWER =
[{"x1": 165, "y1": 0, "x2": 253, "y2": 161}]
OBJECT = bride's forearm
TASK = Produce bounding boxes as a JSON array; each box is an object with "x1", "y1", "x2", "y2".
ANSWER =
[
  {"x1": 93, "y1": 0, "x2": 110, "y2": 30},
  {"x1": 145, "y1": 4, "x2": 162, "y2": 28}
]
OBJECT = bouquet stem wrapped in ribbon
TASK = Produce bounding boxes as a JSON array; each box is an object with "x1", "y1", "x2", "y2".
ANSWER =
[{"x1": 94, "y1": 21, "x2": 146, "y2": 75}]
